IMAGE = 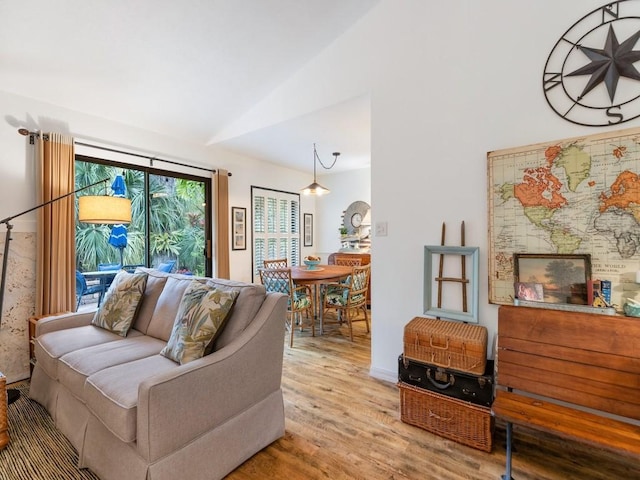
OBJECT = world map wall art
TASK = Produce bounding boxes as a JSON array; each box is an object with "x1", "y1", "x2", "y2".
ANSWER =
[{"x1": 488, "y1": 125, "x2": 640, "y2": 308}]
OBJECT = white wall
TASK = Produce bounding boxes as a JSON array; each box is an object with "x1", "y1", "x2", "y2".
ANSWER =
[
  {"x1": 223, "y1": 150, "x2": 316, "y2": 283},
  {"x1": 366, "y1": 0, "x2": 640, "y2": 380},
  {"x1": 225, "y1": 156, "x2": 369, "y2": 281},
  {"x1": 315, "y1": 167, "x2": 371, "y2": 260}
]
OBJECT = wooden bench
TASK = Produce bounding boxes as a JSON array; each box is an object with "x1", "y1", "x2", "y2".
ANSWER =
[{"x1": 492, "y1": 305, "x2": 640, "y2": 479}]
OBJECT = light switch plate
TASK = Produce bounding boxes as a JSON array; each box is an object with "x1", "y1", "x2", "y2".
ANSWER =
[{"x1": 375, "y1": 221, "x2": 388, "y2": 237}]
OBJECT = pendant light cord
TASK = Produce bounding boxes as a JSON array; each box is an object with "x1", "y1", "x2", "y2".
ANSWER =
[{"x1": 313, "y1": 143, "x2": 340, "y2": 170}]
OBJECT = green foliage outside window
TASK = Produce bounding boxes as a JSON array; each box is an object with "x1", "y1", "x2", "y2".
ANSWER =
[{"x1": 75, "y1": 160, "x2": 207, "y2": 276}]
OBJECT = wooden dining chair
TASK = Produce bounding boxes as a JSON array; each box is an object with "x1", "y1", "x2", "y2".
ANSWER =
[
  {"x1": 259, "y1": 267, "x2": 314, "y2": 347},
  {"x1": 263, "y1": 258, "x2": 288, "y2": 269},
  {"x1": 333, "y1": 255, "x2": 362, "y2": 267},
  {"x1": 323, "y1": 264, "x2": 371, "y2": 341}
]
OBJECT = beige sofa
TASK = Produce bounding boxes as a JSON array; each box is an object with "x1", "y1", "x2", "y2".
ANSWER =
[{"x1": 29, "y1": 268, "x2": 288, "y2": 480}]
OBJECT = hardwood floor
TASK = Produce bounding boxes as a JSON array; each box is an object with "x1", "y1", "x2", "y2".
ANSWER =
[{"x1": 228, "y1": 314, "x2": 640, "y2": 480}]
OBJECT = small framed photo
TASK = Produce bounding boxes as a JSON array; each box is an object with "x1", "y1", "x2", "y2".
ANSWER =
[
  {"x1": 513, "y1": 253, "x2": 591, "y2": 305},
  {"x1": 304, "y1": 213, "x2": 313, "y2": 247},
  {"x1": 231, "y1": 207, "x2": 246, "y2": 251},
  {"x1": 514, "y1": 282, "x2": 544, "y2": 302}
]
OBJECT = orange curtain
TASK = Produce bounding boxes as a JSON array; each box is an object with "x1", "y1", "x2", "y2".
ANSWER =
[
  {"x1": 214, "y1": 169, "x2": 230, "y2": 279},
  {"x1": 35, "y1": 133, "x2": 76, "y2": 315}
]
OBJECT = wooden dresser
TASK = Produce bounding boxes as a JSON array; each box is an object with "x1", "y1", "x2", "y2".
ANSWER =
[{"x1": 493, "y1": 305, "x2": 640, "y2": 476}]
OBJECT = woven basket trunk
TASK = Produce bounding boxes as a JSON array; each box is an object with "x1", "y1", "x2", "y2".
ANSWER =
[
  {"x1": 398, "y1": 381, "x2": 493, "y2": 452},
  {"x1": 403, "y1": 317, "x2": 487, "y2": 374},
  {"x1": 0, "y1": 372, "x2": 9, "y2": 450}
]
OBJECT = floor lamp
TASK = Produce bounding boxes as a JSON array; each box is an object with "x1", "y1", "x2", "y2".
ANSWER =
[{"x1": 0, "y1": 178, "x2": 131, "y2": 405}]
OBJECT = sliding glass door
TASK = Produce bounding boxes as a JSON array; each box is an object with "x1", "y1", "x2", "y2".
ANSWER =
[
  {"x1": 75, "y1": 157, "x2": 211, "y2": 276},
  {"x1": 148, "y1": 173, "x2": 207, "y2": 274}
]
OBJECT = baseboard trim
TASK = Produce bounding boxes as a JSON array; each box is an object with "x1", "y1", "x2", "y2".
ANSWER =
[{"x1": 368, "y1": 365, "x2": 396, "y2": 384}]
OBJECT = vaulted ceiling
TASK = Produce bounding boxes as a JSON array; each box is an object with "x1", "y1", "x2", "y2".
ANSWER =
[{"x1": 0, "y1": 0, "x2": 378, "y2": 172}]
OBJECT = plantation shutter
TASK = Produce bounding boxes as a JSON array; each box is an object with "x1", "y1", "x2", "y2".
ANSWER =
[{"x1": 251, "y1": 187, "x2": 300, "y2": 281}]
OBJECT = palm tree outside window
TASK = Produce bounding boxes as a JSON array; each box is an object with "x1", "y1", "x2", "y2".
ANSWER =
[{"x1": 75, "y1": 157, "x2": 211, "y2": 276}]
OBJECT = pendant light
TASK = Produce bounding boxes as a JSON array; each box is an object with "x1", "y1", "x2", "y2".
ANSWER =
[{"x1": 301, "y1": 143, "x2": 340, "y2": 196}]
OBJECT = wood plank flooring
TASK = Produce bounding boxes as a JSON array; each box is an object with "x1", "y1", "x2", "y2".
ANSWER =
[{"x1": 227, "y1": 314, "x2": 640, "y2": 480}]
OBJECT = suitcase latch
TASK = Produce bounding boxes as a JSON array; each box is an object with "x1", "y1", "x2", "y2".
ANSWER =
[
  {"x1": 426, "y1": 367, "x2": 455, "y2": 389},
  {"x1": 431, "y1": 367, "x2": 455, "y2": 387}
]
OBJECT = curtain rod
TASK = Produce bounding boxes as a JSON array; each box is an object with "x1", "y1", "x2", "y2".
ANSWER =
[{"x1": 18, "y1": 129, "x2": 231, "y2": 176}]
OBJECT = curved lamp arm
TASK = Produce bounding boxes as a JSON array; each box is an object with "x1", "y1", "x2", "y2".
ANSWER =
[{"x1": 0, "y1": 177, "x2": 109, "y2": 328}]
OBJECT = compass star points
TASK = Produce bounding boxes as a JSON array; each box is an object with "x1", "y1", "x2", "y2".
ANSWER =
[{"x1": 567, "y1": 25, "x2": 640, "y2": 102}]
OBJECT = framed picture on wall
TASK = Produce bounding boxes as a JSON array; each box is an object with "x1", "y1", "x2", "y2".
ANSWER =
[
  {"x1": 513, "y1": 253, "x2": 591, "y2": 305},
  {"x1": 232, "y1": 207, "x2": 246, "y2": 250},
  {"x1": 304, "y1": 213, "x2": 313, "y2": 247}
]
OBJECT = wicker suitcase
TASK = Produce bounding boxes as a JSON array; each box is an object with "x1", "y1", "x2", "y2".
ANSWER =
[
  {"x1": 398, "y1": 381, "x2": 493, "y2": 452},
  {"x1": 398, "y1": 354, "x2": 494, "y2": 407},
  {"x1": 403, "y1": 317, "x2": 487, "y2": 375}
]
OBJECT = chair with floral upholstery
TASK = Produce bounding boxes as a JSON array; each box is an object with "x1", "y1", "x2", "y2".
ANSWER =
[
  {"x1": 332, "y1": 256, "x2": 362, "y2": 286},
  {"x1": 259, "y1": 267, "x2": 313, "y2": 347},
  {"x1": 322, "y1": 263, "x2": 371, "y2": 341}
]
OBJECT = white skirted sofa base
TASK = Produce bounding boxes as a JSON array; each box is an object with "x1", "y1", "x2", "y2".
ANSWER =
[{"x1": 29, "y1": 268, "x2": 288, "y2": 480}]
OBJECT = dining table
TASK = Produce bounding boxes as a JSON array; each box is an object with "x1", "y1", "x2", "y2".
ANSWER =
[
  {"x1": 290, "y1": 264, "x2": 353, "y2": 335},
  {"x1": 82, "y1": 270, "x2": 119, "y2": 292}
]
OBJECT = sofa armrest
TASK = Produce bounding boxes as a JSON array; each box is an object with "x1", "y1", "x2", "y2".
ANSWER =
[
  {"x1": 136, "y1": 292, "x2": 288, "y2": 461},
  {"x1": 35, "y1": 311, "x2": 96, "y2": 337}
]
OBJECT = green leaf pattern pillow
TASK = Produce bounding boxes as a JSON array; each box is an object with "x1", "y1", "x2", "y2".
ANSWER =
[
  {"x1": 91, "y1": 271, "x2": 148, "y2": 336},
  {"x1": 161, "y1": 281, "x2": 239, "y2": 364}
]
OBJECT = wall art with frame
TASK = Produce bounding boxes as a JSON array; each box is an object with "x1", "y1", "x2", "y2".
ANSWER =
[
  {"x1": 513, "y1": 253, "x2": 591, "y2": 305},
  {"x1": 487, "y1": 125, "x2": 640, "y2": 307},
  {"x1": 303, "y1": 213, "x2": 313, "y2": 247},
  {"x1": 232, "y1": 206, "x2": 246, "y2": 251}
]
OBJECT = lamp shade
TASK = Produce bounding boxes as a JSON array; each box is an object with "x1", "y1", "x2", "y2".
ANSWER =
[
  {"x1": 79, "y1": 196, "x2": 132, "y2": 224},
  {"x1": 301, "y1": 181, "x2": 330, "y2": 196}
]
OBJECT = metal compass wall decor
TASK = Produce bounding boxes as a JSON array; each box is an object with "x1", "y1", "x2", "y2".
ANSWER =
[{"x1": 543, "y1": 1, "x2": 640, "y2": 126}]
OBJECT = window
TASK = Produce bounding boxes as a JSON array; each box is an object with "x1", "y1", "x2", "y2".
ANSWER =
[
  {"x1": 252, "y1": 187, "x2": 300, "y2": 280},
  {"x1": 75, "y1": 156, "x2": 211, "y2": 276}
]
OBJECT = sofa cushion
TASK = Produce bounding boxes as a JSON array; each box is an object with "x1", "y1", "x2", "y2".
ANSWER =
[
  {"x1": 206, "y1": 279, "x2": 266, "y2": 351},
  {"x1": 84, "y1": 355, "x2": 178, "y2": 443},
  {"x1": 58, "y1": 335, "x2": 167, "y2": 401},
  {"x1": 160, "y1": 281, "x2": 239, "y2": 364},
  {"x1": 145, "y1": 275, "x2": 200, "y2": 341},
  {"x1": 131, "y1": 269, "x2": 169, "y2": 334},
  {"x1": 35, "y1": 326, "x2": 141, "y2": 380},
  {"x1": 91, "y1": 271, "x2": 148, "y2": 336}
]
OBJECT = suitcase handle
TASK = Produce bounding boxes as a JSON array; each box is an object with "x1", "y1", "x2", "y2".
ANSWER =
[
  {"x1": 430, "y1": 352, "x2": 452, "y2": 368},
  {"x1": 426, "y1": 368, "x2": 454, "y2": 390},
  {"x1": 428, "y1": 410, "x2": 452, "y2": 422},
  {"x1": 428, "y1": 335, "x2": 449, "y2": 350}
]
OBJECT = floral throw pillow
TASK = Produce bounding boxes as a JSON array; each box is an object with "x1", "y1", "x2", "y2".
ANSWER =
[
  {"x1": 91, "y1": 271, "x2": 148, "y2": 336},
  {"x1": 161, "y1": 281, "x2": 239, "y2": 364}
]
